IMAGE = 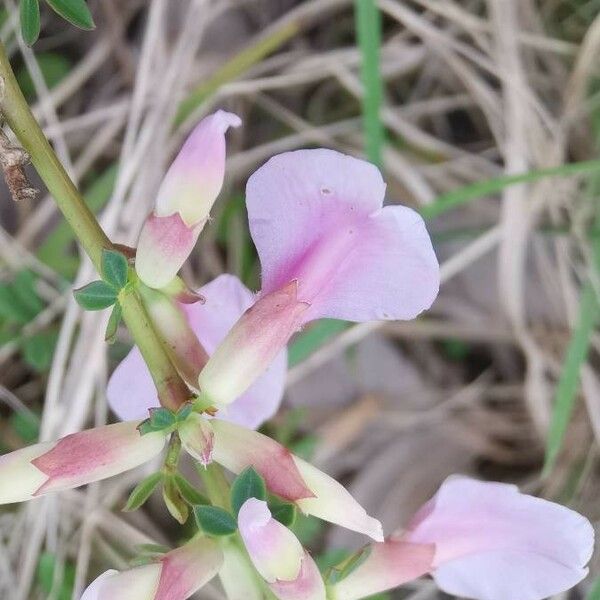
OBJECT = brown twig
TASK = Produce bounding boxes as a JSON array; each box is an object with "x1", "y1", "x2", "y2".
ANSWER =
[{"x1": 0, "y1": 125, "x2": 38, "y2": 202}]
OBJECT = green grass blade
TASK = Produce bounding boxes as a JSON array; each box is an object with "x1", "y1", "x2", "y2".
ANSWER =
[
  {"x1": 174, "y1": 21, "x2": 299, "y2": 128},
  {"x1": 288, "y1": 319, "x2": 349, "y2": 367},
  {"x1": 354, "y1": 0, "x2": 384, "y2": 167},
  {"x1": 420, "y1": 159, "x2": 600, "y2": 220},
  {"x1": 587, "y1": 576, "x2": 600, "y2": 600}
]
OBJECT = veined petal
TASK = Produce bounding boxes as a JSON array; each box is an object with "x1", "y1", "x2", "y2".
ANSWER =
[
  {"x1": 81, "y1": 536, "x2": 223, "y2": 600},
  {"x1": 238, "y1": 498, "x2": 304, "y2": 583},
  {"x1": 404, "y1": 477, "x2": 595, "y2": 600},
  {"x1": 155, "y1": 110, "x2": 241, "y2": 226},
  {"x1": 210, "y1": 419, "x2": 383, "y2": 541},
  {"x1": 107, "y1": 275, "x2": 287, "y2": 429},
  {"x1": 246, "y1": 149, "x2": 439, "y2": 322},
  {"x1": 330, "y1": 542, "x2": 435, "y2": 600},
  {"x1": 135, "y1": 213, "x2": 202, "y2": 289},
  {"x1": 198, "y1": 282, "x2": 308, "y2": 407},
  {"x1": 0, "y1": 422, "x2": 166, "y2": 503},
  {"x1": 270, "y1": 551, "x2": 326, "y2": 600},
  {"x1": 293, "y1": 457, "x2": 383, "y2": 542},
  {"x1": 179, "y1": 414, "x2": 214, "y2": 466}
]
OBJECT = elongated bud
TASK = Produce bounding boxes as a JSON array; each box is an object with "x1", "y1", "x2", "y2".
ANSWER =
[
  {"x1": 0, "y1": 422, "x2": 165, "y2": 504},
  {"x1": 330, "y1": 542, "x2": 435, "y2": 600},
  {"x1": 198, "y1": 282, "x2": 308, "y2": 406},
  {"x1": 136, "y1": 110, "x2": 241, "y2": 289},
  {"x1": 238, "y1": 498, "x2": 326, "y2": 600},
  {"x1": 81, "y1": 536, "x2": 223, "y2": 600},
  {"x1": 211, "y1": 419, "x2": 383, "y2": 541}
]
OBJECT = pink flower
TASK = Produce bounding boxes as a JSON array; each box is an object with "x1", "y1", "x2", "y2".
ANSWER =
[
  {"x1": 136, "y1": 111, "x2": 241, "y2": 289},
  {"x1": 211, "y1": 418, "x2": 383, "y2": 541},
  {"x1": 199, "y1": 149, "x2": 439, "y2": 406},
  {"x1": 81, "y1": 536, "x2": 223, "y2": 600},
  {"x1": 0, "y1": 422, "x2": 165, "y2": 504},
  {"x1": 238, "y1": 498, "x2": 326, "y2": 600},
  {"x1": 107, "y1": 275, "x2": 287, "y2": 430},
  {"x1": 331, "y1": 477, "x2": 595, "y2": 600}
]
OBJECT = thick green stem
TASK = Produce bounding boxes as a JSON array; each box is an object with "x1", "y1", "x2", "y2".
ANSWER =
[{"x1": 0, "y1": 42, "x2": 188, "y2": 411}]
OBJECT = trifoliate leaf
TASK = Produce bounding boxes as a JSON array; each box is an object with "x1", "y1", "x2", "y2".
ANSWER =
[
  {"x1": 149, "y1": 407, "x2": 176, "y2": 430},
  {"x1": 194, "y1": 505, "x2": 237, "y2": 536},
  {"x1": 231, "y1": 466, "x2": 266, "y2": 516},
  {"x1": 20, "y1": 0, "x2": 40, "y2": 45},
  {"x1": 73, "y1": 280, "x2": 117, "y2": 310},
  {"x1": 101, "y1": 248, "x2": 128, "y2": 290},
  {"x1": 123, "y1": 472, "x2": 162, "y2": 512}
]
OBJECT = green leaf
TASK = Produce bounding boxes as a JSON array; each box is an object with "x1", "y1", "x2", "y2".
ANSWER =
[
  {"x1": 22, "y1": 330, "x2": 58, "y2": 371},
  {"x1": 194, "y1": 505, "x2": 238, "y2": 536},
  {"x1": 163, "y1": 476, "x2": 189, "y2": 524},
  {"x1": 105, "y1": 302, "x2": 122, "y2": 343},
  {"x1": 36, "y1": 552, "x2": 75, "y2": 600},
  {"x1": 73, "y1": 280, "x2": 117, "y2": 310},
  {"x1": 176, "y1": 403, "x2": 194, "y2": 422},
  {"x1": 123, "y1": 472, "x2": 162, "y2": 512},
  {"x1": 20, "y1": 0, "x2": 40, "y2": 45},
  {"x1": 269, "y1": 498, "x2": 296, "y2": 527},
  {"x1": 45, "y1": 0, "x2": 95, "y2": 30},
  {"x1": 9, "y1": 411, "x2": 40, "y2": 443},
  {"x1": 173, "y1": 474, "x2": 209, "y2": 506},
  {"x1": 231, "y1": 467, "x2": 267, "y2": 516},
  {"x1": 101, "y1": 249, "x2": 128, "y2": 289},
  {"x1": 149, "y1": 408, "x2": 176, "y2": 430},
  {"x1": 586, "y1": 575, "x2": 600, "y2": 600},
  {"x1": 288, "y1": 319, "x2": 348, "y2": 367},
  {"x1": 328, "y1": 546, "x2": 372, "y2": 585}
]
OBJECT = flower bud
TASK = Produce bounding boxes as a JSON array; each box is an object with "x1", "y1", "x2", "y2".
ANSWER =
[
  {"x1": 0, "y1": 422, "x2": 165, "y2": 504},
  {"x1": 198, "y1": 281, "x2": 308, "y2": 406},
  {"x1": 135, "y1": 110, "x2": 240, "y2": 289}
]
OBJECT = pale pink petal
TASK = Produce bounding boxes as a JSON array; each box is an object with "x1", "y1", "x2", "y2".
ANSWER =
[
  {"x1": 155, "y1": 110, "x2": 241, "y2": 226},
  {"x1": 210, "y1": 419, "x2": 383, "y2": 541},
  {"x1": 154, "y1": 536, "x2": 223, "y2": 600},
  {"x1": 107, "y1": 274, "x2": 287, "y2": 429},
  {"x1": 80, "y1": 570, "x2": 119, "y2": 600},
  {"x1": 293, "y1": 457, "x2": 383, "y2": 542},
  {"x1": 210, "y1": 419, "x2": 313, "y2": 501},
  {"x1": 135, "y1": 213, "x2": 202, "y2": 289},
  {"x1": 0, "y1": 441, "x2": 53, "y2": 503},
  {"x1": 29, "y1": 422, "x2": 165, "y2": 496},
  {"x1": 238, "y1": 498, "x2": 304, "y2": 583},
  {"x1": 81, "y1": 566, "x2": 160, "y2": 600},
  {"x1": 179, "y1": 414, "x2": 214, "y2": 466},
  {"x1": 331, "y1": 542, "x2": 435, "y2": 600},
  {"x1": 198, "y1": 282, "x2": 307, "y2": 408},
  {"x1": 270, "y1": 551, "x2": 326, "y2": 600},
  {"x1": 246, "y1": 149, "x2": 439, "y2": 322},
  {"x1": 404, "y1": 477, "x2": 595, "y2": 600}
]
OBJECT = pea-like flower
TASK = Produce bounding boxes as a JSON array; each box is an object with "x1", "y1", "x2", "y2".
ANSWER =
[
  {"x1": 198, "y1": 149, "x2": 440, "y2": 407},
  {"x1": 0, "y1": 422, "x2": 165, "y2": 503},
  {"x1": 107, "y1": 274, "x2": 287, "y2": 430},
  {"x1": 81, "y1": 536, "x2": 223, "y2": 600},
  {"x1": 331, "y1": 477, "x2": 595, "y2": 600},
  {"x1": 136, "y1": 111, "x2": 241, "y2": 289},
  {"x1": 238, "y1": 498, "x2": 326, "y2": 600}
]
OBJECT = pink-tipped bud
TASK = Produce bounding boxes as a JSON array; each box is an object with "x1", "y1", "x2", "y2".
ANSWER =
[
  {"x1": 198, "y1": 282, "x2": 308, "y2": 407},
  {"x1": 238, "y1": 498, "x2": 326, "y2": 600},
  {"x1": 81, "y1": 536, "x2": 223, "y2": 600},
  {"x1": 135, "y1": 110, "x2": 241, "y2": 289},
  {"x1": 0, "y1": 422, "x2": 166, "y2": 504},
  {"x1": 179, "y1": 413, "x2": 214, "y2": 466}
]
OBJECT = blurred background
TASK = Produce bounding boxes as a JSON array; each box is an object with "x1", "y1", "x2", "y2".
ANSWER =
[{"x1": 0, "y1": 0, "x2": 599, "y2": 598}]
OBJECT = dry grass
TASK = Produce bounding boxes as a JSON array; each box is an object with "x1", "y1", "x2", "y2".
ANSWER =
[{"x1": 0, "y1": 0, "x2": 599, "y2": 598}]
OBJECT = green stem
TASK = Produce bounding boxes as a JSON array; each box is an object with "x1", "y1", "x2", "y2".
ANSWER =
[{"x1": 0, "y1": 42, "x2": 188, "y2": 411}]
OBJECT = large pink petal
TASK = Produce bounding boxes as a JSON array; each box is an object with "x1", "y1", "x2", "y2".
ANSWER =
[
  {"x1": 405, "y1": 477, "x2": 595, "y2": 600},
  {"x1": 270, "y1": 551, "x2": 326, "y2": 600},
  {"x1": 107, "y1": 274, "x2": 287, "y2": 429},
  {"x1": 246, "y1": 149, "x2": 439, "y2": 321}
]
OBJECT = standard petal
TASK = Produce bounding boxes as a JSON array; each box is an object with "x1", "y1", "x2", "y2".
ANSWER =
[
  {"x1": 155, "y1": 110, "x2": 241, "y2": 226},
  {"x1": 135, "y1": 213, "x2": 202, "y2": 289},
  {"x1": 293, "y1": 457, "x2": 384, "y2": 542},
  {"x1": 198, "y1": 282, "x2": 307, "y2": 408},
  {"x1": 210, "y1": 419, "x2": 383, "y2": 541},
  {"x1": 107, "y1": 274, "x2": 287, "y2": 430},
  {"x1": 246, "y1": 148, "x2": 439, "y2": 321},
  {"x1": 405, "y1": 477, "x2": 595, "y2": 600},
  {"x1": 270, "y1": 551, "x2": 326, "y2": 600},
  {"x1": 0, "y1": 422, "x2": 165, "y2": 503},
  {"x1": 238, "y1": 498, "x2": 304, "y2": 583},
  {"x1": 331, "y1": 542, "x2": 435, "y2": 600}
]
